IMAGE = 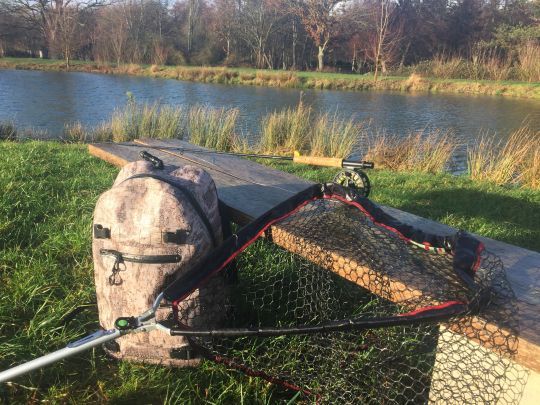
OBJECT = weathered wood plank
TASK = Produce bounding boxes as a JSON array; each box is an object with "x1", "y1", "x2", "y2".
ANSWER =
[
  {"x1": 133, "y1": 138, "x2": 312, "y2": 194},
  {"x1": 88, "y1": 140, "x2": 312, "y2": 223},
  {"x1": 88, "y1": 140, "x2": 540, "y2": 374}
]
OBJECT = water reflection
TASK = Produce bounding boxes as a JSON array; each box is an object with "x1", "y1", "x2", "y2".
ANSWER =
[{"x1": 0, "y1": 68, "x2": 538, "y2": 146}]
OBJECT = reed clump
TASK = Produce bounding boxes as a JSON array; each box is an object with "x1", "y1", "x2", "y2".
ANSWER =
[
  {"x1": 310, "y1": 113, "x2": 361, "y2": 158},
  {"x1": 365, "y1": 129, "x2": 456, "y2": 174},
  {"x1": 0, "y1": 121, "x2": 17, "y2": 140},
  {"x1": 468, "y1": 124, "x2": 540, "y2": 189},
  {"x1": 259, "y1": 101, "x2": 312, "y2": 154},
  {"x1": 63, "y1": 98, "x2": 185, "y2": 142},
  {"x1": 409, "y1": 45, "x2": 540, "y2": 82},
  {"x1": 516, "y1": 42, "x2": 540, "y2": 82},
  {"x1": 188, "y1": 105, "x2": 239, "y2": 151},
  {"x1": 110, "y1": 100, "x2": 185, "y2": 142}
]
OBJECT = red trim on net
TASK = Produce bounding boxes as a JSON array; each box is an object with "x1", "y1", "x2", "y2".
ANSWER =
[
  {"x1": 172, "y1": 197, "x2": 320, "y2": 307},
  {"x1": 209, "y1": 352, "x2": 318, "y2": 400},
  {"x1": 397, "y1": 300, "x2": 464, "y2": 317},
  {"x1": 173, "y1": 191, "x2": 479, "y2": 314},
  {"x1": 472, "y1": 242, "x2": 485, "y2": 273},
  {"x1": 323, "y1": 194, "x2": 413, "y2": 245},
  {"x1": 174, "y1": 322, "x2": 319, "y2": 401}
]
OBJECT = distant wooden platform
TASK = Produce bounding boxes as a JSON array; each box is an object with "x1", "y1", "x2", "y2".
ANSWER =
[{"x1": 89, "y1": 139, "x2": 540, "y2": 401}]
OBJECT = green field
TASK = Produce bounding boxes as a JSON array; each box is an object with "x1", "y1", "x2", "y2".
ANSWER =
[
  {"x1": 0, "y1": 141, "x2": 538, "y2": 403},
  {"x1": 1, "y1": 57, "x2": 539, "y2": 99}
]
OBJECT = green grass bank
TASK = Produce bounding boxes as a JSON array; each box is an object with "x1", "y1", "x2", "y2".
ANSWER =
[
  {"x1": 0, "y1": 141, "x2": 538, "y2": 402},
  {"x1": 1, "y1": 57, "x2": 539, "y2": 99}
]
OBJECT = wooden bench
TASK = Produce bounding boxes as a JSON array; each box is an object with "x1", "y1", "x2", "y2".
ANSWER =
[{"x1": 89, "y1": 138, "x2": 540, "y2": 403}]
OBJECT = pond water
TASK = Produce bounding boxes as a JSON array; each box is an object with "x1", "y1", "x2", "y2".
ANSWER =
[{"x1": 1, "y1": 68, "x2": 538, "y2": 168}]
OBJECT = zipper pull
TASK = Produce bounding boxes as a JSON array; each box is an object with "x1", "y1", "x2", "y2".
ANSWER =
[{"x1": 101, "y1": 249, "x2": 124, "y2": 286}]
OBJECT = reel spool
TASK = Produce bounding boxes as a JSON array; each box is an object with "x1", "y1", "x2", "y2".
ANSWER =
[{"x1": 333, "y1": 169, "x2": 371, "y2": 198}]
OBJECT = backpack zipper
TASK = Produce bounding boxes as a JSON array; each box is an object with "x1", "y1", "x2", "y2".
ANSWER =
[
  {"x1": 100, "y1": 249, "x2": 182, "y2": 285},
  {"x1": 100, "y1": 249, "x2": 181, "y2": 264}
]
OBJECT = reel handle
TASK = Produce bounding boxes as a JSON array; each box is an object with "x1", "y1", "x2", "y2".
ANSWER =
[
  {"x1": 293, "y1": 152, "x2": 374, "y2": 170},
  {"x1": 293, "y1": 155, "x2": 343, "y2": 168}
]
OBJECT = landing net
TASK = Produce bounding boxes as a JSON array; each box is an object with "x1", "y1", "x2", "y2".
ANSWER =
[{"x1": 164, "y1": 183, "x2": 524, "y2": 403}]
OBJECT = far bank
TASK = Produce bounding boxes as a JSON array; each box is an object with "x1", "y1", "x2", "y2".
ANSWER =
[{"x1": 1, "y1": 57, "x2": 538, "y2": 99}]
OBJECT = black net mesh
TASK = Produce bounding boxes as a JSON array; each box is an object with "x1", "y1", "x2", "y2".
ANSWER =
[{"x1": 173, "y1": 196, "x2": 526, "y2": 404}]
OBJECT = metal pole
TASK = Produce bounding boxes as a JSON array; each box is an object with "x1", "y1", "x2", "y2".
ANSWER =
[{"x1": 0, "y1": 329, "x2": 120, "y2": 383}]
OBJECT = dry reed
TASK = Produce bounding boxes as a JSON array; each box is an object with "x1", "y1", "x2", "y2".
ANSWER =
[
  {"x1": 468, "y1": 125, "x2": 540, "y2": 189},
  {"x1": 517, "y1": 42, "x2": 540, "y2": 82},
  {"x1": 310, "y1": 113, "x2": 361, "y2": 158},
  {"x1": 365, "y1": 129, "x2": 456, "y2": 174},
  {"x1": 188, "y1": 105, "x2": 239, "y2": 151},
  {"x1": 258, "y1": 101, "x2": 312, "y2": 154},
  {"x1": 0, "y1": 121, "x2": 17, "y2": 140}
]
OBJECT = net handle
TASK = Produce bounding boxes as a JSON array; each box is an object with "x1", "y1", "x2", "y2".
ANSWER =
[{"x1": 169, "y1": 301, "x2": 467, "y2": 338}]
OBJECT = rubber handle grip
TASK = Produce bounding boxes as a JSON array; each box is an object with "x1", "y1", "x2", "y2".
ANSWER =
[{"x1": 293, "y1": 155, "x2": 343, "y2": 168}]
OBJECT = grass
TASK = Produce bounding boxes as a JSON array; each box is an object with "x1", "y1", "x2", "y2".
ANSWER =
[
  {"x1": 63, "y1": 99, "x2": 360, "y2": 159},
  {"x1": 259, "y1": 101, "x2": 312, "y2": 154},
  {"x1": 0, "y1": 121, "x2": 17, "y2": 140},
  {"x1": 65, "y1": 97, "x2": 186, "y2": 143},
  {"x1": 0, "y1": 140, "x2": 538, "y2": 402},
  {"x1": 1, "y1": 57, "x2": 539, "y2": 99}
]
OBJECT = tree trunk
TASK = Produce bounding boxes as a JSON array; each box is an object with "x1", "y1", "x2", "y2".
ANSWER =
[
  {"x1": 291, "y1": 19, "x2": 297, "y2": 70},
  {"x1": 318, "y1": 45, "x2": 324, "y2": 71}
]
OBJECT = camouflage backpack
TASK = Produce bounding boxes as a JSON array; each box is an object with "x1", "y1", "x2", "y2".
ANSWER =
[{"x1": 92, "y1": 154, "x2": 223, "y2": 366}]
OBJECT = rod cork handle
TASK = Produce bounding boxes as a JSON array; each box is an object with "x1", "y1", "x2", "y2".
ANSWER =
[{"x1": 293, "y1": 152, "x2": 343, "y2": 168}]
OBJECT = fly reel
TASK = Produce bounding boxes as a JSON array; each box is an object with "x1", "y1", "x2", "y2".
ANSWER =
[{"x1": 333, "y1": 169, "x2": 371, "y2": 198}]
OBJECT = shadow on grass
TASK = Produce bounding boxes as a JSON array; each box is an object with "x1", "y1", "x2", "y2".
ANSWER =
[{"x1": 393, "y1": 188, "x2": 540, "y2": 252}]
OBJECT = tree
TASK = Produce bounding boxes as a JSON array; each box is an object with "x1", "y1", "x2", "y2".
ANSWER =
[
  {"x1": 237, "y1": 0, "x2": 284, "y2": 68},
  {"x1": 55, "y1": 5, "x2": 82, "y2": 67},
  {"x1": 5, "y1": 0, "x2": 103, "y2": 58},
  {"x1": 364, "y1": 0, "x2": 402, "y2": 80},
  {"x1": 294, "y1": 0, "x2": 347, "y2": 70}
]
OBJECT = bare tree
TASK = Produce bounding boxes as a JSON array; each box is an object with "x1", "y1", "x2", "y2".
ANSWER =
[
  {"x1": 237, "y1": 0, "x2": 283, "y2": 69},
  {"x1": 5, "y1": 0, "x2": 103, "y2": 58},
  {"x1": 294, "y1": 0, "x2": 347, "y2": 70},
  {"x1": 55, "y1": 5, "x2": 82, "y2": 67},
  {"x1": 364, "y1": 0, "x2": 402, "y2": 80},
  {"x1": 214, "y1": 0, "x2": 239, "y2": 62},
  {"x1": 186, "y1": 0, "x2": 200, "y2": 55}
]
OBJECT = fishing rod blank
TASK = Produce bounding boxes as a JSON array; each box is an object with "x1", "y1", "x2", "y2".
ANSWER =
[{"x1": 131, "y1": 143, "x2": 375, "y2": 169}]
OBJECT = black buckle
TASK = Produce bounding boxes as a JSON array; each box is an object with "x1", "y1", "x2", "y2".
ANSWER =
[
  {"x1": 163, "y1": 230, "x2": 188, "y2": 244},
  {"x1": 94, "y1": 224, "x2": 110, "y2": 239},
  {"x1": 140, "y1": 150, "x2": 164, "y2": 170}
]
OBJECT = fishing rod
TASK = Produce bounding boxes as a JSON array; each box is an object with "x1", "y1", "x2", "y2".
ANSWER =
[
  {"x1": 138, "y1": 148, "x2": 374, "y2": 197},
  {"x1": 137, "y1": 145, "x2": 374, "y2": 170}
]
